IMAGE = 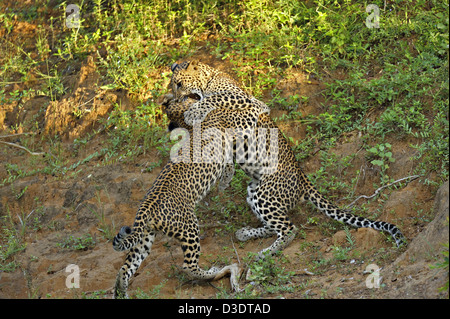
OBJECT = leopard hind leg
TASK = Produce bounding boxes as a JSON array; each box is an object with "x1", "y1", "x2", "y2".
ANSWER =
[
  {"x1": 179, "y1": 224, "x2": 240, "y2": 291},
  {"x1": 235, "y1": 180, "x2": 277, "y2": 242},
  {"x1": 235, "y1": 179, "x2": 297, "y2": 259}
]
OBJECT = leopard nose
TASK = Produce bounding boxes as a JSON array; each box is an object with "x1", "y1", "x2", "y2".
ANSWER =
[{"x1": 171, "y1": 62, "x2": 178, "y2": 72}]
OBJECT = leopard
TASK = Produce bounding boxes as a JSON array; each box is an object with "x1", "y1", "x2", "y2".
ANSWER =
[
  {"x1": 112, "y1": 95, "x2": 268, "y2": 298},
  {"x1": 166, "y1": 60, "x2": 407, "y2": 259}
]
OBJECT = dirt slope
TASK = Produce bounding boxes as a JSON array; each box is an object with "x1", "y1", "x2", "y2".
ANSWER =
[{"x1": 0, "y1": 56, "x2": 448, "y2": 298}]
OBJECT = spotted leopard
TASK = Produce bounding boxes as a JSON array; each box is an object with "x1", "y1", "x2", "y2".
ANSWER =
[{"x1": 166, "y1": 60, "x2": 406, "y2": 258}]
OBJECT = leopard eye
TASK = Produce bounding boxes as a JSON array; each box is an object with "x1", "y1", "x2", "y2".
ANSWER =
[{"x1": 176, "y1": 82, "x2": 182, "y2": 89}]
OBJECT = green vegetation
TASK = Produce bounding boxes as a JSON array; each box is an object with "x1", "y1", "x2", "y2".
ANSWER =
[
  {"x1": 56, "y1": 234, "x2": 96, "y2": 250},
  {"x1": 244, "y1": 251, "x2": 295, "y2": 295},
  {"x1": 0, "y1": 212, "x2": 27, "y2": 272},
  {"x1": 1, "y1": 0, "x2": 447, "y2": 186}
]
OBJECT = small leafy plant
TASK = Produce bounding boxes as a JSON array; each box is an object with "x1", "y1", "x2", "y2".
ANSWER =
[
  {"x1": 367, "y1": 143, "x2": 395, "y2": 171},
  {"x1": 245, "y1": 251, "x2": 295, "y2": 294},
  {"x1": 57, "y1": 234, "x2": 96, "y2": 251}
]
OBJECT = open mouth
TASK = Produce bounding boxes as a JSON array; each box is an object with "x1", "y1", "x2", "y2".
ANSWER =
[
  {"x1": 181, "y1": 93, "x2": 201, "y2": 102},
  {"x1": 188, "y1": 93, "x2": 201, "y2": 101}
]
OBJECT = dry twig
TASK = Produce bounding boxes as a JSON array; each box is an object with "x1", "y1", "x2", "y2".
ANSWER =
[
  {"x1": 0, "y1": 140, "x2": 45, "y2": 156},
  {"x1": 346, "y1": 175, "x2": 420, "y2": 208}
]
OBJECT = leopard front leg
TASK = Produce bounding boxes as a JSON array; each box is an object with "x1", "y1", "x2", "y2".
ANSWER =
[{"x1": 114, "y1": 230, "x2": 156, "y2": 298}]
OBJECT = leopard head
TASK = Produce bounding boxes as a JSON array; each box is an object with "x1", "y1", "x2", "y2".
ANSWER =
[{"x1": 170, "y1": 60, "x2": 215, "y2": 102}]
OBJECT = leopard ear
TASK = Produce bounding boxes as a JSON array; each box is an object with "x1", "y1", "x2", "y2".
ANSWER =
[
  {"x1": 170, "y1": 62, "x2": 179, "y2": 72},
  {"x1": 187, "y1": 59, "x2": 200, "y2": 71}
]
